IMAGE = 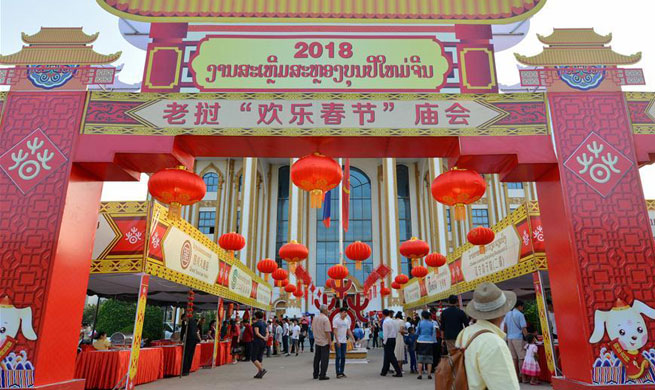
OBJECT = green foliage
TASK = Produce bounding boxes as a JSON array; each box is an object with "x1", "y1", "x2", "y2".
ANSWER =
[
  {"x1": 82, "y1": 304, "x2": 98, "y2": 326},
  {"x1": 523, "y1": 300, "x2": 542, "y2": 334},
  {"x1": 95, "y1": 299, "x2": 164, "y2": 342}
]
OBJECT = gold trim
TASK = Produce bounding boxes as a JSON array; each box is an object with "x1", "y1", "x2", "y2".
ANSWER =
[
  {"x1": 460, "y1": 47, "x2": 497, "y2": 90},
  {"x1": 95, "y1": 0, "x2": 547, "y2": 25},
  {"x1": 144, "y1": 47, "x2": 182, "y2": 90}
]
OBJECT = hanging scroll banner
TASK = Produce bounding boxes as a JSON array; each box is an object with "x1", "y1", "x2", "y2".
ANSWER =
[{"x1": 190, "y1": 35, "x2": 452, "y2": 92}]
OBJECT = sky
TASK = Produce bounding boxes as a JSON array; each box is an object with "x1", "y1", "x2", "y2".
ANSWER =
[{"x1": 1, "y1": 0, "x2": 654, "y2": 200}]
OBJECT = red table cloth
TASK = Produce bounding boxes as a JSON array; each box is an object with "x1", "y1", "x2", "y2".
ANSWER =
[
  {"x1": 75, "y1": 348, "x2": 163, "y2": 390},
  {"x1": 160, "y1": 344, "x2": 202, "y2": 376},
  {"x1": 198, "y1": 342, "x2": 215, "y2": 367}
]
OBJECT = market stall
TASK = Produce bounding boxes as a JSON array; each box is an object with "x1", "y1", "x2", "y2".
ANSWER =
[
  {"x1": 403, "y1": 201, "x2": 558, "y2": 381},
  {"x1": 79, "y1": 201, "x2": 272, "y2": 389}
]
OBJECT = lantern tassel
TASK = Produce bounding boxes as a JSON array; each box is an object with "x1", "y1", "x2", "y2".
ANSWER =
[
  {"x1": 479, "y1": 245, "x2": 486, "y2": 254},
  {"x1": 454, "y1": 204, "x2": 466, "y2": 221},
  {"x1": 355, "y1": 262, "x2": 362, "y2": 270},
  {"x1": 309, "y1": 189, "x2": 324, "y2": 208},
  {"x1": 168, "y1": 202, "x2": 181, "y2": 219},
  {"x1": 290, "y1": 263, "x2": 297, "y2": 273},
  {"x1": 264, "y1": 274, "x2": 269, "y2": 282},
  {"x1": 411, "y1": 258, "x2": 418, "y2": 267},
  {"x1": 335, "y1": 279, "x2": 341, "y2": 288}
]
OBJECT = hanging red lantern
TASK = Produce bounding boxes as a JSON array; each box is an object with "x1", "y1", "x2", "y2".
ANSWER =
[
  {"x1": 284, "y1": 283, "x2": 297, "y2": 293},
  {"x1": 280, "y1": 278, "x2": 289, "y2": 287},
  {"x1": 411, "y1": 265, "x2": 429, "y2": 280},
  {"x1": 399, "y1": 237, "x2": 430, "y2": 267},
  {"x1": 394, "y1": 274, "x2": 409, "y2": 285},
  {"x1": 391, "y1": 282, "x2": 402, "y2": 290},
  {"x1": 257, "y1": 258, "x2": 278, "y2": 282},
  {"x1": 327, "y1": 264, "x2": 349, "y2": 288},
  {"x1": 148, "y1": 166, "x2": 206, "y2": 218},
  {"x1": 293, "y1": 286, "x2": 304, "y2": 298},
  {"x1": 380, "y1": 286, "x2": 391, "y2": 297},
  {"x1": 278, "y1": 240, "x2": 309, "y2": 273},
  {"x1": 325, "y1": 278, "x2": 335, "y2": 291},
  {"x1": 290, "y1": 153, "x2": 343, "y2": 208},
  {"x1": 345, "y1": 241, "x2": 372, "y2": 270},
  {"x1": 219, "y1": 232, "x2": 246, "y2": 257},
  {"x1": 271, "y1": 268, "x2": 288, "y2": 287},
  {"x1": 425, "y1": 252, "x2": 447, "y2": 272},
  {"x1": 467, "y1": 227, "x2": 495, "y2": 254},
  {"x1": 431, "y1": 168, "x2": 486, "y2": 221}
]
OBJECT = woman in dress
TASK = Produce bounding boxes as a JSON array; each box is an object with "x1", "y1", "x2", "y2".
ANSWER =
[{"x1": 394, "y1": 312, "x2": 408, "y2": 372}]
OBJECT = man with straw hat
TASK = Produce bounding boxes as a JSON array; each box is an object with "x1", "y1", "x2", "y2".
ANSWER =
[{"x1": 455, "y1": 282, "x2": 520, "y2": 390}]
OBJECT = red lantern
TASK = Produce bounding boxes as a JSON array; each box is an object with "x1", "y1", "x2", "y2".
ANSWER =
[
  {"x1": 411, "y1": 265, "x2": 429, "y2": 280},
  {"x1": 148, "y1": 166, "x2": 206, "y2": 217},
  {"x1": 278, "y1": 240, "x2": 309, "y2": 273},
  {"x1": 290, "y1": 153, "x2": 343, "y2": 208},
  {"x1": 219, "y1": 232, "x2": 246, "y2": 257},
  {"x1": 345, "y1": 241, "x2": 371, "y2": 270},
  {"x1": 425, "y1": 252, "x2": 447, "y2": 272},
  {"x1": 257, "y1": 258, "x2": 278, "y2": 281},
  {"x1": 280, "y1": 278, "x2": 289, "y2": 287},
  {"x1": 391, "y1": 282, "x2": 402, "y2": 290},
  {"x1": 394, "y1": 274, "x2": 409, "y2": 285},
  {"x1": 431, "y1": 168, "x2": 486, "y2": 221},
  {"x1": 380, "y1": 286, "x2": 391, "y2": 297},
  {"x1": 272, "y1": 268, "x2": 288, "y2": 287},
  {"x1": 327, "y1": 264, "x2": 349, "y2": 288},
  {"x1": 284, "y1": 283, "x2": 296, "y2": 293},
  {"x1": 293, "y1": 286, "x2": 304, "y2": 298},
  {"x1": 399, "y1": 237, "x2": 430, "y2": 267},
  {"x1": 467, "y1": 227, "x2": 495, "y2": 254},
  {"x1": 325, "y1": 278, "x2": 335, "y2": 291}
]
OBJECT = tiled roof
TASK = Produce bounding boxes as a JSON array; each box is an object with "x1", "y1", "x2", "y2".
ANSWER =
[
  {"x1": 537, "y1": 28, "x2": 611, "y2": 46},
  {"x1": 97, "y1": 0, "x2": 546, "y2": 23},
  {"x1": 0, "y1": 46, "x2": 121, "y2": 65},
  {"x1": 515, "y1": 47, "x2": 641, "y2": 66},
  {"x1": 22, "y1": 27, "x2": 99, "y2": 45}
]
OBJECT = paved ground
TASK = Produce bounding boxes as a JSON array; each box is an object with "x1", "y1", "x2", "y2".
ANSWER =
[{"x1": 139, "y1": 347, "x2": 551, "y2": 390}]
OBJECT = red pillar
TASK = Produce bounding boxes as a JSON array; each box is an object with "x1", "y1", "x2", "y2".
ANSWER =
[
  {"x1": 0, "y1": 91, "x2": 101, "y2": 389},
  {"x1": 455, "y1": 24, "x2": 498, "y2": 93},
  {"x1": 539, "y1": 91, "x2": 655, "y2": 389},
  {"x1": 141, "y1": 23, "x2": 188, "y2": 92}
]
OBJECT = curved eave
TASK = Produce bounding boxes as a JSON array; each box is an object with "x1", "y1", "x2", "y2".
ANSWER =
[
  {"x1": 537, "y1": 29, "x2": 612, "y2": 45},
  {"x1": 0, "y1": 50, "x2": 122, "y2": 65},
  {"x1": 514, "y1": 50, "x2": 642, "y2": 66},
  {"x1": 96, "y1": 0, "x2": 547, "y2": 25},
  {"x1": 21, "y1": 29, "x2": 99, "y2": 45}
]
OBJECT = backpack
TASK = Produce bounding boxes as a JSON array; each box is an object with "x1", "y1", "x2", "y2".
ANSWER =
[{"x1": 435, "y1": 330, "x2": 491, "y2": 390}]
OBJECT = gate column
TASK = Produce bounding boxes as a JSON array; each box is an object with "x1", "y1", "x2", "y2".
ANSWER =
[{"x1": 521, "y1": 30, "x2": 655, "y2": 389}]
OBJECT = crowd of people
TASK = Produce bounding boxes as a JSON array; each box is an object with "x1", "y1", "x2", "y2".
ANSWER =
[{"x1": 80, "y1": 282, "x2": 549, "y2": 389}]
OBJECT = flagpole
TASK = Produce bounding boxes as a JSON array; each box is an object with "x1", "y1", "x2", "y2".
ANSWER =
[{"x1": 338, "y1": 158, "x2": 344, "y2": 265}]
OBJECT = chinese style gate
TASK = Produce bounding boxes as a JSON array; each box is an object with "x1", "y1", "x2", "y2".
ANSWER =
[{"x1": 2, "y1": 2, "x2": 655, "y2": 389}]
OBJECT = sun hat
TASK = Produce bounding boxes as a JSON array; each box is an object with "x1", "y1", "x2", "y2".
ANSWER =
[{"x1": 465, "y1": 282, "x2": 516, "y2": 320}]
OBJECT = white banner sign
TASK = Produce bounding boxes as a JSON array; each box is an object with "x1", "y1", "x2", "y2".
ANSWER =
[
  {"x1": 403, "y1": 281, "x2": 422, "y2": 304},
  {"x1": 162, "y1": 226, "x2": 220, "y2": 285},
  {"x1": 461, "y1": 225, "x2": 521, "y2": 282},
  {"x1": 256, "y1": 283, "x2": 272, "y2": 306},
  {"x1": 425, "y1": 266, "x2": 452, "y2": 297},
  {"x1": 229, "y1": 266, "x2": 253, "y2": 299},
  {"x1": 649, "y1": 210, "x2": 655, "y2": 238},
  {"x1": 129, "y1": 98, "x2": 503, "y2": 130}
]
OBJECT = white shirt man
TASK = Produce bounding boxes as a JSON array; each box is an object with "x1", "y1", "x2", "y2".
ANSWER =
[
  {"x1": 382, "y1": 315, "x2": 398, "y2": 344},
  {"x1": 291, "y1": 323, "x2": 301, "y2": 339},
  {"x1": 332, "y1": 308, "x2": 355, "y2": 378},
  {"x1": 332, "y1": 313, "x2": 352, "y2": 344}
]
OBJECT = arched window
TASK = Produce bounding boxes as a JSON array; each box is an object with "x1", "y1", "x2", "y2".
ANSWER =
[
  {"x1": 316, "y1": 167, "x2": 373, "y2": 286},
  {"x1": 203, "y1": 172, "x2": 219, "y2": 192},
  {"x1": 275, "y1": 166, "x2": 290, "y2": 267},
  {"x1": 397, "y1": 165, "x2": 413, "y2": 275}
]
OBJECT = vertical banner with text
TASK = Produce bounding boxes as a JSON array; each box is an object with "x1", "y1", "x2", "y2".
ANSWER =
[{"x1": 125, "y1": 274, "x2": 150, "y2": 390}]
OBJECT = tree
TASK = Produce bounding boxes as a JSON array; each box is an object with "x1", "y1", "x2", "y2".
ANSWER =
[
  {"x1": 96, "y1": 299, "x2": 164, "y2": 342},
  {"x1": 82, "y1": 304, "x2": 98, "y2": 326}
]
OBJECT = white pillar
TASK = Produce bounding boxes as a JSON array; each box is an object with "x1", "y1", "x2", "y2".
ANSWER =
[{"x1": 239, "y1": 158, "x2": 257, "y2": 267}]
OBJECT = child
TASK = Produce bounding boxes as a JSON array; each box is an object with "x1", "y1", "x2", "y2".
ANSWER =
[
  {"x1": 404, "y1": 327, "x2": 418, "y2": 374},
  {"x1": 521, "y1": 334, "x2": 540, "y2": 385}
]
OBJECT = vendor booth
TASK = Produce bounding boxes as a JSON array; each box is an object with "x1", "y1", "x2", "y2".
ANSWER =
[
  {"x1": 78, "y1": 201, "x2": 272, "y2": 389},
  {"x1": 403, "y1": 201, "x2": 558, "y2": 383}
]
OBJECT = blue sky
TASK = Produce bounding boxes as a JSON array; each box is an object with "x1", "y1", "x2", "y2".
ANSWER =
[{"x1": 2, "y1": 0, "x2": 655, "y2": 200}]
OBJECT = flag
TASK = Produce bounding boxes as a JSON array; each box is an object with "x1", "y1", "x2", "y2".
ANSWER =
[
  {"x1": 342, "y1": 158, "x2": 350, "y2": 232},
  {"x1": 322, "y1": 190, "x2": 331, "y2": 228}
]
